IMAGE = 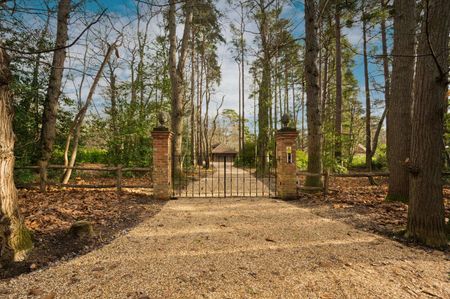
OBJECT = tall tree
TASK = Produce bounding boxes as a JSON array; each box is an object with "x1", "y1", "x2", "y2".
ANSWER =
[
  {"x1": 168, "y1": 0, "x2": 193, "y2": 170},
  {"x1": 386, "y1": 0, "x2": 416, "y2": 202},
  {"x1": 361, "y1": 0, "x2": 372, "y2": 172},
  {"x1": 407, "y1": 0, "x2": 450, "y2": 247},
  {"x1": 304, "y1": 0, "x2": 322, "y2": 187},
  {"x1": 334, "y1": 2, "x2": 342, "y2": 162},
  {"x1": 39, "y1": 0, "x2": 71, "y2": 188},
  {"x1": 255, "y1": 0, "x2": 272, "y2": 172},
  {"x1": 0, "y1": 45, "x2": 32, "y2": 261},
  {"x1": 61, "y1": 42, "x2": 117, "y2": 183}
]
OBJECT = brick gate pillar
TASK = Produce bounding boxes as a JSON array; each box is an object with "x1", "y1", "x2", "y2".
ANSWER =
[
  {"x1": 276, "y1": 127, "x2": 298, "y2": 200},
  {"x1": 151, "y1": 127, "x2": 173, "y2": 200}
]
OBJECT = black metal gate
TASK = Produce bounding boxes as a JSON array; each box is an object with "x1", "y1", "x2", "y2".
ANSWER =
[{"x1": 172, "y1": 154, "x2": 277, "y2": 198}]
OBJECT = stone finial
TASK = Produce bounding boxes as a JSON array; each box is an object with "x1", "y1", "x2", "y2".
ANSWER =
[
  {"x1": 281, "y1": 113, "x2": 290, "y2": 129},
  {"x1": 158, "y1": 112, "x2": 167, "y2": 127}
]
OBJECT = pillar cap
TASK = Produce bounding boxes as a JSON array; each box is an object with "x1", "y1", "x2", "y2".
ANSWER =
[
  {"x1": 151, "y1": 129, "x2": 173, "y2": 138},
  {"x1": 275, "y1": 129, "x2": 298, "y2": 139}
]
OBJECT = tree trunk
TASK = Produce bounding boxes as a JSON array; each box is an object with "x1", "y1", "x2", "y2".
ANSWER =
[
  {"x1": 301, "y1": 77, "x2": 305, "y2": 150},
  {"x1": 108, "y1": 62, "x2": 120, "y2": 164},
  {"x1": 284, "y1": 61, "x2": 289, "y2": 115},
  {"x1": 334, "y1": 6, "x2": 343, "y2": 162},
  {"x1": 407, "y1": 0, "x2": 449, "y2": 248},
  {"x1": 386, "y1": 0, "x2": 416, "y2": 202},
  {"x1": 257, "y1": 2, "x2": 271, "y2": 173},
  {"x1": 380, "y1": 0, "x2": 390, "y2": 144},
  {"x1": 39, "y1": 0, "x2": 70, "y2": 190},
  {"x1": 304, "y1": 0, "x2": 322, "y2": 187},
  {"x1": 0, "y1": 46, "x2": 32, "y2": 261},
  {"x1": 190, "y1": 29, "x2": 196, "y2": 165},
  {"x1": 204, "y1": 72, "x2": 210, "y2": 169},
  {"x1": 168, "y1": 0, "x2": 193, "y2": 172},
  {"x1": 238, "y1": 62, "x2": 242, "y2": 154},
  {"x1": 274, "y1": 54, "x2": 278, "y2": 131},
  {"x1": 371, "y1": 108, "x2": 387, "y2": 160},
  {"x1": 362, "y1": 14, "x2": 372, "y2": 172},
  {"x1": 61, "y1": 44, "x2": 116, "y2": 184},
  {"x1": 197, "y1": 50, "x2": 204, "y2": 166},
  {"x1": 241, "y1": 14, "x2": 245, "y2": 151}
]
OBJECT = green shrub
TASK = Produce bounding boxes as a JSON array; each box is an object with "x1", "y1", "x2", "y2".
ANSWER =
[
  {"x1": 51, "y1": 148, "x2": 108, "y2": 165},
  {"x1": 373, "y1": 144, "x2": 387, "y2": 170},
  {"x1": 350, "y1": 154, "x2": 366, "y2": 169},
  {"x1": 296, "y1": 150, "x2": 308, "y2": 170},
  {"x1": 349, "y1": 145, "x2": 387, "y2": 170},
  {"x1": 234, "y1": 141, "x2": 256, "y2": 167}
]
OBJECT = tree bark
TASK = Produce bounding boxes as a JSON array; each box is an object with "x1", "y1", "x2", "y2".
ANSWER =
[
  {"x1": 362, "y1": 12, "x2": 372, "y2": 172},
  {"x1": 334, "y1": 5, "x2": 343, "y2": 162},
  {"x1": 407, "y1": 0, "x2": 449, "y2": 248},
  {"x1": 241, "y1": 7, "x2": 245, "y2": 152},
  {"x1": 107, "y1": 61, "x2": 120, "y2": 163},
  {"x1": 190, "y1": 28, "x2": 196, "y2": 165},
  {"x1": 39, "y1": 0, "x2": 70, "y2": 189},
  {"x1": 386, "y1": 0, "x2": 416, "y2": 202},
  {"x1": 304, "y1": 0, "x2": 322, "y2": 187},
  {"x1": 256, "y1": 0, "x2": 271, "y2": 173},
  {"x1": 168, "y1": 0, "x2": 193, "y2": 172},
  {"x1": 0, "y1": 46, "x2": 32, "y2": 261},
  {"x1": 238, "y1": 61, "x2": 242, "y2": 153}
]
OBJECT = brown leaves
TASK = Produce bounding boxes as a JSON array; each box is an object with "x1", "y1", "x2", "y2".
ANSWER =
[
  {"x1": 2, "y1": 187, "x2": 164, "y2": 280},
  {"x1": 301, "y1": 177, "x2": 450, "y2": 239}
]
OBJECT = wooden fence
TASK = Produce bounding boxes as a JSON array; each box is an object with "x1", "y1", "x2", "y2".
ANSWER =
[
  {"x1": 14, "y1": 164, "x2": 152, "y2": 192},
  {"x1": 297, "y1": 170, "x2": 450, "y2": 195},
  {"x1": 14, "y1": 165, "x2": 450, "y2": 195}
]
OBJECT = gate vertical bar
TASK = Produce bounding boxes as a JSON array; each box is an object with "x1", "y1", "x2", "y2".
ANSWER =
[{"x1": 223, "y1": 156, "x2": 226, "y2": 197}]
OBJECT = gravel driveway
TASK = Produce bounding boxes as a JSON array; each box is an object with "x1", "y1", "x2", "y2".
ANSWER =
[{"x1": 2, "y1": 197, "x2": 449, "y2": 298}]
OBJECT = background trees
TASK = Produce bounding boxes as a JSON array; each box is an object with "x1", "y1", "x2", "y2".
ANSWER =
[{"x1": 0, "y1": 0, "x2": 448, "y2": 253}]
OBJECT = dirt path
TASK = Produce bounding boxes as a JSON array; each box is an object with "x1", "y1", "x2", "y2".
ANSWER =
[{"x1": 2, "y1": 197, "x2": 449, "y2": 298}]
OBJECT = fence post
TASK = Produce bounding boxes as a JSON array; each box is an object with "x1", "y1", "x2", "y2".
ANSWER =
[
  {"x1": 324, "y1": 169, "x2": 330, "y2": 196},
  {"x1": 39, "y1": 160, "x2": 47, "y2": 193},
  {"x1": 116, "y1": 164, "x2": 122, "y2": 194}
]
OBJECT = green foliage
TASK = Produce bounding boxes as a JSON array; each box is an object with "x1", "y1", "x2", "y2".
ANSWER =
[
  {"x1": 350, "y1": 154, "x2": 366, "y2": 168},
  {"x1": 234, "y1": 141, "x2": 256, "y2": 167},
  {"x1": 373, "y1": 144, "x2": 387, "y2": 170},
  {"x1": 296, "y1": 150, "x2": 308, "y2": 170},
  {"x1": 51, "y1": 148, "x2": 109, "y2": 165},
  {"x1": 349, "y1": 146, "x2": 387, "y2": 170}
]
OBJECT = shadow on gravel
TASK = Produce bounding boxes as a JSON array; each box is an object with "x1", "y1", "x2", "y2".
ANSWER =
[
  {"x1": 1, "y1": 189, "x2": 166, "y2": 280},
  {"x1": 287, "y1": 179, "x2": 449, "y2": 253}
]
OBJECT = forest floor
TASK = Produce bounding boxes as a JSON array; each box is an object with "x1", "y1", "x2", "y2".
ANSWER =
[
  {"x1": 297, "y1": 177, "x2": 450, "y2": 245},
  {"x1": 0, "y1": 178, "x2": 449, "y2": 298},
  {"x1": 1, "y1": 188, "x2": 165, "y2": 280}
]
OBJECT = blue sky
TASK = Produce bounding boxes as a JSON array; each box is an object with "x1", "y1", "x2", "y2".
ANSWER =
[{"x1": 69, "y1": 0, "x2": 386, "y2": 118}]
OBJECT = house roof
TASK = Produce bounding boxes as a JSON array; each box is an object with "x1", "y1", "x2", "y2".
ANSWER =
[{"x1": 211, "y1": 143, "x2": 238, "y2": 154}]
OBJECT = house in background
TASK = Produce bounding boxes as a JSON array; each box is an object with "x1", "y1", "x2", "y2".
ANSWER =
[{"x1": 211, "y1": 143, "x2": 238, "y2": 163}]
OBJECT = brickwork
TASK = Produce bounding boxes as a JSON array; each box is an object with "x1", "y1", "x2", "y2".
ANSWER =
[
  {"x1": 151, "y1": 129, "x2": 173, "y2": 200},
  {"x1": 275, "y1": 129, "x2": 298, "y2": 200}
]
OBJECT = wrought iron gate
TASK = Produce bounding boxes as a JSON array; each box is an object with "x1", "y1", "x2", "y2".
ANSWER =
[{"x1": 172, "y1": 154, "x2": 277, "y2": 198}]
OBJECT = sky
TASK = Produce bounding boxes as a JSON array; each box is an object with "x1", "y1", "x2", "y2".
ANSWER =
[{"x1": 52, "y1": 0, "x2": 387, "y2": 120}]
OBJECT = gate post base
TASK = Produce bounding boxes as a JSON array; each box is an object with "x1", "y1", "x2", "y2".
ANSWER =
[
  {"x1": 151, "y1": 128, "x2": 173, "y2": 200},
  {"x1": 276, "y1": 128, "x2": 298, "y2": 200}
]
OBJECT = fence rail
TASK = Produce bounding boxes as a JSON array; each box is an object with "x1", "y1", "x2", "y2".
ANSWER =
[
  {"x1": 14, "y1": 164, "x2": 152, "y2": 192},
  {"x1": 297, "y1": 170, "x2": 450, "y2": 195}
]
